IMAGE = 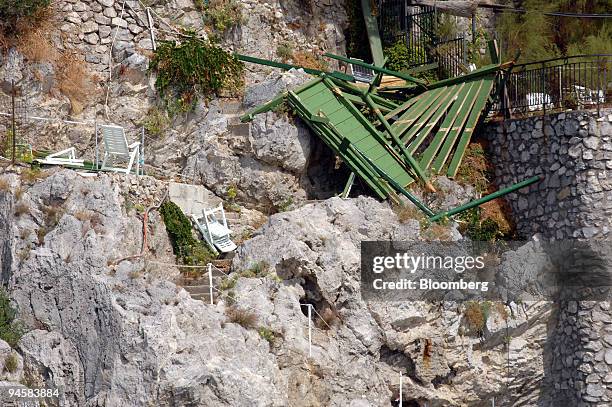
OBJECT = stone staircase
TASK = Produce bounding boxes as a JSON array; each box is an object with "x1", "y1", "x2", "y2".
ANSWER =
[
  {"x1": 179, "y1": 259, "x2": 232, "y2": 303},
  {"x1": 220, "y1": 99, "x2": 250, "y2": 138}
]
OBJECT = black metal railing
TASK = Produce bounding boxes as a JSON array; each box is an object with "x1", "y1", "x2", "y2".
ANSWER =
[
  {"x1": 499, "y1": 55, "x2": 612, "y2": 114},
  {"x1": 377, "y1": 1, "x2": 467, "y2": 79}
]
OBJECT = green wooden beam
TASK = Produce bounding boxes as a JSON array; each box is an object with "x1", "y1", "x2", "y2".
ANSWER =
[
  {"x1": 446, "y1": 77, "x2": 496, "y2": 177},
  {"x1": 360, "y1": 0, "x2": 384, "y2": 67},
  {"x1": 323, "y1": 53, "x2": 428, "y2": 87},
  {"x1": 236, "y1": 54, "x2": 355, "y2": 82},
  {"x1": 363, "y1": 93, "x2": 430, "y2": 186},
  {"x1": 431, "y1": 81, "x2": 483, "y2": 173},
  {"x1": 351, "y1": 145, "x2": 435, "y2": 217},
  {"x1": 240, "y1": 92, "x2": 287, "y2": 122},
  {"x1": 426, "y1": 63, "x2": 506, "y2": 90},
  {"x1": 430, "y1": 176, "x2": 541, "y2": 222}
]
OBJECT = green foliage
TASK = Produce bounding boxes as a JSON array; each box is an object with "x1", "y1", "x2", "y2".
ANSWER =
[
  {"x1": 458, "y1": 207, "x2": 503, "y2": 241},
  {"x1": 159, "y1": 201, "x2": 215, "y2": 265},
  {"x1": 276, "y1": 197, "x2": 293, "y2": 212},
  {"x1": 258, "y1": 327, "x2": 275, "y2": 344},
  {"x1": 495, "y1": 0, "x2": 612, "y2": 63},
  {"x1": 201, "y1": 0, "x2": 243, "y2": 32},
  {"x1": 276, "y1": 43, "x2": 294, "y2": 62},
  {"x1": 383, "y1": 41, "x2": 438, "y2": 82},
  {"x1": 143, "y1": 107, "x2": 170, "y2": 138},
  {"x1": 0, "y1": 289, "x2": 25, "y2": 348},
  {"x1": 1, "y1": 131, "x2": 33, "y2": 163},
  {"x1": 149, "y1": 36, "x2": 244, "y2": 109},
  {"x1": 0, "y1": 0, "x2": 50, "y2": 32},
  {"x1": 226, "y1": 184, "x2": 237, "y2": 201}
]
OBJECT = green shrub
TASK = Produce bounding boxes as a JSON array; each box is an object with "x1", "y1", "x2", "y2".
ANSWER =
[
  {"x1": 276, "y1": 43, "x2": 294, "y2": 62},
  {"x1": 143, "y1": 107, "x2": 170, "y2": 137},
  {"x1": 0, "y1": 289, "x2": 25, "y2": 348},
  {"x1": 458, "y1": 207, "x2": 503, "y2": 242},
  {"x1": 159, "y1": 201, "x2": 216, "y2": 265},
  {"x1": 384, "y1": 41, "x2": 427, "y2": 72},
  {"x1": 0, "y1": 0, "x2": 50, "y2": 32},
  {"x1": 202, "y1": 0, "x2": 244, "y2": 32},
  {"x1": 149, "y1": 36, "x2": 244, "y2": 108}
]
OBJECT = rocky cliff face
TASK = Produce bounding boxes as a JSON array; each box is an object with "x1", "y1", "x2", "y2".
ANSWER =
[{"x1": 0, "y1": 170, "x2": 558, "y2": 406}]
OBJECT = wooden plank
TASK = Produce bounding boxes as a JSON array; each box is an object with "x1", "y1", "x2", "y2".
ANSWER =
[
  {"x1": 407, "y1": 83, "x2": 467, "y2": 154},
  {"x1": 360, "y1": 0, "x2": 384, "y2": 67},
  {"x1": 400, "y1": 87, "x2": 455, "y2": 144},
  {"x1": 391, "y1": 87, "x2": 446, "y2": 135},
  {"x1": 431, "y1": 80, "x2": 484, "y2": 173},
  {"x1": 446, "y1": 77, "x2": 496, "y2": 177},
  {"x1": 419, "y1": 82, "x2": 475, "y2": 168},
  {"x1": 383, "y1": 96, "x2": 421, "y2": 121}
]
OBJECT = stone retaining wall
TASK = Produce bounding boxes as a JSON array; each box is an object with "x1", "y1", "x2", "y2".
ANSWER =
[
  {"x1": 486, "y1": 109, "x2": 612, "y2": 406},
  {"x1": 486, "y1": 109, "x2": 612, "y2": 240}
]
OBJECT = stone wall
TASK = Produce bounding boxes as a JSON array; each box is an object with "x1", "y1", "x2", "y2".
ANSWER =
[
  {"x1": 486, "y1": 109, "x2": 612, "y2": 406},
  {"x1": 486, "y1": 109, "x2": 612, "y2": 240}
]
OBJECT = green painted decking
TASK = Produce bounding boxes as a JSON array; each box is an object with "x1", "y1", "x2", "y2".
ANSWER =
[{"x1": 242, "y1": 67, "x2": 500, "y2": 200}]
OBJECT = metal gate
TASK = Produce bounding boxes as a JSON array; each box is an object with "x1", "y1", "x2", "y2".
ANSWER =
[{"x1": 377, "y1": 1, "x2": 467, "y2": 78}]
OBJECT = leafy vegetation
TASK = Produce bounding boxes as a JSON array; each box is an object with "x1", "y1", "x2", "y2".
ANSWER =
[
  {"x1": 383, "y1": 41, "x2": 438, "y2": 82},
  {"x1": 276, "y1": 43, "x2": 294, "y2": 62},
  {"x1": 258, "y1": 327, "x2": 275, "y2": 344},
  {"x1": 0, "y1": 289, "x2": 25, "y2": 348},
  {"x1": 495, "y1": 0, "x2": 612, "y2": 62},
  {"x1": 159, "y1": 201, "x2": 216, "y2": 266},
  {"x1": 149, "y1": 36, "x2": 244, "y2": 110},
  {"x1": 458, "y1": 207, "x2": 504, "y2": 241},
  {"x1": 200, "y1": 0, "x2": 244, "y2": 32}
]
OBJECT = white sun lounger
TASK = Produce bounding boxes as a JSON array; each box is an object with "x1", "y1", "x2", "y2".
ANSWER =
[
  {"x1": 36, "y1": 147, "x2": 85, "y2": 167},
  {"x1": 191, "y1": 203, "x2": 237, "y2": 254},
  {"x1": 99, "y1": 124, "x2": 141, "y2": 175}
]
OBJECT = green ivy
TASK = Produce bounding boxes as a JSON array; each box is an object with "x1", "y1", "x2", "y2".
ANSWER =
[
  {"x1": 149, "y1": 36, "x2": 244, "y2": 109},
  {"x1": 159, "y1": 201, "x2": 216, "y2": 265}
]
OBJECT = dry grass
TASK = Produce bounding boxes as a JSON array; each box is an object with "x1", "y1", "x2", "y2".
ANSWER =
[
  {"x1": 292, "y1": 51, "x2": 328, "y2": 71},
  {"x1": 393, "y1": 203, "x2": 424, "y2": 224},
  {"x1": 463, "y1": 301, "x2": 490, "y2": 336},
  {"x1": 13, "y1": 201, "x2": 30, "y2": 217},
  {"x1": 225, "y1": 306, "x2": 258, "y2": 329},
  {"x1": 0, "y1": 178, "x2": 9, "y2": 192},
  {"x1": 57, "y1": 53, "x2": 95, "y2": 115},
  {"x1": 457, "y1": 140, "x2": 515, "y2": 237},
  {"x1": 20, "y1": 168, "x2": 47, "y2": 184},
  {"x1": 10, "y1": 6, "x2": 94, "y2": 114}
]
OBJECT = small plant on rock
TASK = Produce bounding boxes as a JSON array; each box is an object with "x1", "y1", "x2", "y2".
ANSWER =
[
  {"x1": 3, "y1": 353, "x2": 18, "y2": 373},
  {"x1": 0, "y1": 289, "x2": 25, "y2": 348},
  {"x1": 201, "y1": 0, "x2": 244, "y2": 32},
  {"x1": 226, "y1": 306, "x2": 257, "y2": 329},
  {"x1": 258, "y1": 327, "x2": 275, "y2": 344}
]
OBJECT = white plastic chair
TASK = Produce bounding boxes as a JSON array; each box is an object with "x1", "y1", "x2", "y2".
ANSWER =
[
  {"x1": 191, "y1": 203, "x2": 237, "y2": 254},
  {"x1": 99, "y1": 124, "x2": 140, "y2": 175},
  {"x1": 36, "y1": 147, "x2": 85, "y2": 167}
]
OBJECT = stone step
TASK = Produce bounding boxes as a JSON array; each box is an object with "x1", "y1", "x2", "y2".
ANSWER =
[
  {"x1": 220, "y1": 100, "x2": 243, "y2": 115},
  {"x1": 228, "y1": 122, "x2": 250, "y2": 137},
  {"x1": 184, "y1": 285, "x2": 215, "y2": 295}
]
